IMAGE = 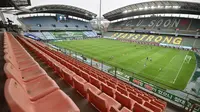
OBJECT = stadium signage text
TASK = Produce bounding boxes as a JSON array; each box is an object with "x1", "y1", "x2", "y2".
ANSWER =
[
  {"x1": 117, "y1": 18, "x2": 191, "y2": 30},
  {"x1": 111, "y1": 33, "x2": 183, "y2": 45},
  {"x1": 129, "y1": 77, "x2": 191, "y2": 107}
]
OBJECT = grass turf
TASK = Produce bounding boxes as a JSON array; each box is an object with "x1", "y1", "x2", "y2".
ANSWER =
[{"x1": 51, "y1": 38, "x2": 196, "y2": 90}]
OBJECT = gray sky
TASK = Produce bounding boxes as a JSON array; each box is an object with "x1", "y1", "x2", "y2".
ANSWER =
[
  {"x1": 3, "y1": 0, "x2": 200, "y2": 24},
  {"x1": 29, "y1": 0, "x2": 200, "y2": 15}
]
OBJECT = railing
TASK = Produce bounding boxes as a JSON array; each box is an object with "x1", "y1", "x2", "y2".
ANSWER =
[{"x1": 47, "y1": 40, "x2": 200, "y2": 112}]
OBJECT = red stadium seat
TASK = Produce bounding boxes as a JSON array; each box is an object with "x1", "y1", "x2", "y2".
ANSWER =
[
  {"x1": 98, "y1": 76, "x2": 107, "y2": 84},
  {"x1": 133, "y1": 103, "x2": 153, "y2": 112},
  {"x1": 129, "y1": 93, "x2": 144, "y2": 104},
  {"x1": 80, "y1": 70, "x2": 90, "y2": 82},
  {"x1": 88, "y1": 89, "x2": 108, "y2": 112},
  {"x1": 61, "y1": 67, "x2": 77, "y2": 86},
  {"x1": 144, "y1": 102, "x2": 162, "y2": 112},
  {"x1": 110, "y1": 106, "x2": 132, "y2": 112},
  {"x1": 101, "y1": 83, "x2": 115, "y2": 98},
  {"x1": 73, "y1": 75, "x2": 88, "y2": 97},
  {"x1": 115, "y1": 91, "x2": 135, "y2": 110},
  {"x1": 89, "y1": 76, "x2": 101, "y2": 89},
  {"x1": 117, "y1": 86, "x2": 129, "y2": 96},
  {"x1": 107, "y1": 81, "x2": 117, "y2": 89},
  {"x1": 99, "y1": 93, "x2": 121, "y2": 111},
  {"x1": 4, "y1": 63, "x2": 45, "y2": 82},
  {"x1": 4, "y1": 63, "x2": 59, "y2": 101},
  {"x1": 5, "y1": 78, "x2": 80, "y2": 112},
  {"x1": 150, "y1": 100, "x2": 165, "y2": 110},
  {"x1": 138, "y1": 94, "x2": 151, "y2": 102}
]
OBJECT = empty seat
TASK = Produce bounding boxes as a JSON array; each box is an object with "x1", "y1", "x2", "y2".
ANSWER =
[
  {"x1": 138, "y1": 94, "x2": 151, "y2": 102},
  {"x1": 90, "y1": 76, "x2": 101, "y2": 89},
  {"x1": 88, "y1": 88, "x2": 108, "y2": 112},
  {"x1": 4, "y1": 62, "x2": 46, "y2": 82},
  {"x1": 98, "y1": 76, "x2": 107, "y2": 84},
  {"x1": 99, "y1": 93, "x2": 121, "y2": 111},
  {"x1": 80, "y1": 70, "x2": 90, "y2": 82},
  {"x1": 117, "y1": 86, "x2": 128, "y2": 96},
  {"x1": 110, "y1": 106, "x2": 132, "y2": 112},
  {"x1": 73, "y1": 75, "x2": 101, "y2": 98},
  {"x1": 129, "y1": 93, "x2": 144, "y2": 104},
  {"x1": 61, "y1": 67, "x2": 77, "y2": 86},
  {"x1": 150, "y1": 100, "x2": 165, "y2": 110},
  {"x1": 4, "y1": 63, "x2": 59, "y2": 101},
  {"x1": 144, "y1": 102, "x2": 162, "y2": 112},
  {"x1": 5, "y1": 78, "x2": 80, "y2": 112},
  {"x1": 4, "y1": 54, "x2": 38, "y2": 71},
  {"x1": 107, "y1": 81, "x2": 117, "y2": 89},
  {"x1": 133, "y1": 103, "x2": 153, "y2": 112},
  {"x1": 115, "y1": 91, "x2": 135, "y2": 110},
  {"x1": 101, "y1": 82, "x2": 115, "y2": 98}
]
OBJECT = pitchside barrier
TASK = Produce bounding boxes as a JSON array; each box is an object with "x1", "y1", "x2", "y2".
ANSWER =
[{"x1": 48, "y1": 42, "x2": 200, "y2": 112}]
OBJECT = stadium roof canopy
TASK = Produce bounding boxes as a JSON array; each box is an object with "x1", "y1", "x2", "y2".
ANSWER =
[
  {"x1": 103, "y1": 1, "x2": 200, "y2": 21},
  {"x1": 15, "y1": 4, "x2": 97, "y2": 20},
  {"x1": 0, "y1": 0, "x2": 31, "y2": 7}
]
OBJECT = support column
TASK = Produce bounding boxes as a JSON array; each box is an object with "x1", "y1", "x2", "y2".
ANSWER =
[{"x1": 0, "y1": 11, "x2": 6, "y2": 24}]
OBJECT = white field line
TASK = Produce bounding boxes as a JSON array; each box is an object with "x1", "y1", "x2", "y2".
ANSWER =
[
  {"x1": 172, "y1": 51, "x2": 189, "y2": 84},
  {"x1": 170, "y1": 55, "x2": 176, "y2": 63}
]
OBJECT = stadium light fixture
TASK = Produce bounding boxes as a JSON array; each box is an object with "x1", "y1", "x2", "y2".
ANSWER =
[
  {"x1": 139, "y1": 7, "x2": 144, "y2": 10},
  {"x1": 173, "y1": 6, "x2": 180, "y2": 9},
  {"x1": 151, "y1": 6, "x2": 155, "y2": 9},
  {"x1": 144, "y1": 7, "x2": 148, "y2": 10},
  {"x1": 123, "y1": 10, "x2": 132, "y2": 13}
]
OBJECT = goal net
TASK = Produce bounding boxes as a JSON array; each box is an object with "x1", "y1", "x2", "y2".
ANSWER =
[{"x1": 184, "y1": 55, "x2": 192, "y2": 64}]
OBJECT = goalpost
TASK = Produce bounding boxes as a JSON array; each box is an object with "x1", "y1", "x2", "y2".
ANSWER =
[{"x1": 184, "y1": 55, "x2": 192, "y2": 64}]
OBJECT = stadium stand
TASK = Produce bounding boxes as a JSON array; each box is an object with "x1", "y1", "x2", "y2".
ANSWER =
[
  {"x1": 18, "y1": 16, "x2": 92, "y2": 31},
  {"x1": 16, "y1": 34, "x2": 167, "y2": 112},
  {"x1": 104, "y1": 32, "x2": 200, "y2": 48},
  {"x1": 3, "y1": 32, "x2": 80, "y2": 112},
  {"x1": 42, "y1": 32, "x2": 56, "y2": 40},
  {"x1": 108, "y1": 17, "x2": 200, "y2": 35}
]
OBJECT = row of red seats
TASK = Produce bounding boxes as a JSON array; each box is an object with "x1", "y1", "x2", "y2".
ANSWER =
[
  {"x1": 33, "y1": 39, "x2": 167, "y2": 110},
  {"x1": 21, "y1": 37, "x2": 167, "y2": 112},
  {"x1": 3, "y1": 32, "x2": 80, "y2": 112},
  {"x1": 20, "y1": 37, "x2": 151, "y2": 112},
  {"x1": 19, "y1": 36, "x2": 131, "y2": 112}
]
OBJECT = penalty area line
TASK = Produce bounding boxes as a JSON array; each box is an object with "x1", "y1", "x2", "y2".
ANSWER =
[{"x1": 172, "y1": 51, "x2": 189, "y2": 84}]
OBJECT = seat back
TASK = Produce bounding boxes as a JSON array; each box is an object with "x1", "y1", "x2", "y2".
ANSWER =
[
  {"x1": 144, "y1": 102, "x2": 162, "y2": 112},
  {"x1": 4, "y1": 53, "x2": 19, "y2": 69},
  {"x1": 88, "y1": 89, "x2": 107, "y2": 112},
  {"x1": 101, "y1": 83, "x2": 115, "y2": 98},
  {"x1": 115, "y1": 91, "x2": 132, "y2": 110},
  {"x1": 73, "y1": 76, "x2": 86, "y2": 97},
  {"x1": 150, "y1": 100, "x2": 165, "y2": 110},
  {"x1": 117, "y1": 86, "x2": 128, "y2": 96},
  {"x1": 129, "y1": 93, "x2": 144, "y2": 104},
  {"x1": 90, "y1": 76, "x2": 101, "y2": 89},
  {"x1": 4, "y1": 63, "x2": 25, "y2": 88},
  {"x1": 138, "y1": 94, "x2": 150, "y2": 102},
  {"x1": 133, "y1": 103, "x2": 153, "y2": 112},
  {"x1": 107, "y1": 81, "x2": 116, "y2": 89},
  {"x1": 109, "y1": 106, "x2": 120, "y2": 112},
  {"x1": 98, "y1": 76, "x2": 106, "y2": 84},
  {"x1": 80, "y1": 70, "x2": 90, "y2": 82},
  {"x1": 4, "y1": 78, "x2": 34, "y2": 112}
]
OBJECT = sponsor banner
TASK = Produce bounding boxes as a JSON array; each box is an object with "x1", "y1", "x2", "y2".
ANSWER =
[
  {"x1": 111, "y1": 33, "x2": 183, "y2": 45},
  {"x1": 129, "y1": 77, "x2": 199, "y2": 108}
]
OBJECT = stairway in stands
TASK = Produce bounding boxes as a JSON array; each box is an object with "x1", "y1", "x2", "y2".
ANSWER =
[{"x1": 0, "y1": 32, "x2": 9, "y2": 112}]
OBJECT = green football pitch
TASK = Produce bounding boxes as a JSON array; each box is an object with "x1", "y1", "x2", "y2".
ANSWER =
[{"x1": 51, "y1": 38, "x2": 196, "y2": 90}]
